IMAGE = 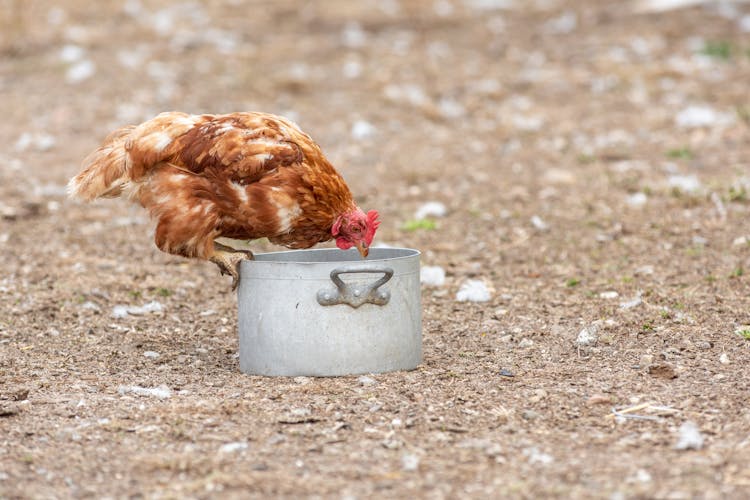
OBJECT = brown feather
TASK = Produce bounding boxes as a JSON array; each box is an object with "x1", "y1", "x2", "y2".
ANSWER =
[{"x1": 69, "y1": 112, "x2": 358, "y2": 260}]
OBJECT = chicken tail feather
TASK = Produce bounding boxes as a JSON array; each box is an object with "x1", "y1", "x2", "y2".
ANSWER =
[
  {"x1": 69, "y1": 112, "x2": 202, "y2": 201},
  {"x1": 67, "y1": 125, "x2": 136, "y2": 201}
]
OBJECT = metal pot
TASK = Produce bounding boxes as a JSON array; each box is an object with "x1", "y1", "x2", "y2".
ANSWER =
[{"x1": 237, "y1": 247, "x2": 422, "y2": 376}]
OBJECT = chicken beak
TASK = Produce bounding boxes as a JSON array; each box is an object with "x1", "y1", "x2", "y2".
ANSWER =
[{"x1": 356, "y1": 241, "x2": 369, "y2": 258}]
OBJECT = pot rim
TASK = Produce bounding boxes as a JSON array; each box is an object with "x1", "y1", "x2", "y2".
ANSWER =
[{"x1": 249, "y1": 247, "x2": 421, "y2": 264}]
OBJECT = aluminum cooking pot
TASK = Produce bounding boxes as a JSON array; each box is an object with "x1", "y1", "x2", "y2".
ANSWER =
[{"x1": 237, "y1": 247, "x2": 422, "y2": 376}]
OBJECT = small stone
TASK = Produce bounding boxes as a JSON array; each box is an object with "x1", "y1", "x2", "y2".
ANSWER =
[
  {"x1": 695, "y1": 340, "x2": 712, "y2": 350},
  {"x1": 619, "y1": 295, "x2": 642, "y2": 310},
  {"x1": 16, "y1": 133, "x2": 56, "y2": 152},
  {"x1": 383, "y1": 83, "x2": 429, "y2": 107},
  {"x1": 401, "y1": 453, "x2": 420, "y2": 471},
  {"x1": 456, "y1": 279, "x2": 492, "y2": 302},
  {"x1": 66, "y1": 59, "x2": 96, "y2": 84},
  {"x1": 732, "y1": 236, "x2": 748, "y2": 246},
  {"x1": 110, "y1": 305, "x2": 129, "y2": 319},
  {"x1": 635, "y1": 469, "x2": 652, "y2": 483},
  {"x1": 117, "y1": 384, "x2": 171, "y2": 399},
  {"x1": 599, "y1": 291, "x2": 619, "y2": 299},
  {"x1": 381, "y1": 438, "x2": 401, "y2": 449},
  {"x1": 542, "y1": 168, "x2": 576, "y2": 185},
  {"x1": 0, "y1": 205, "x2": 18, "y2": 220},
  {"x1": 576, "y1": 324, "x2": 599, "y2": 346},
  {"x1": 80, "y1": 301, "x2": 101, "y2": 312},
  {"x1": 438, "y1": 97, "x2": 466, "y2": 118},
  {"x1": 675, "y1": 105, "x2": 733, "y2": 129},
  {"x1": 138, "y1": 301, "x2": 163, "y2": 314},
  {"x1": 111, "y1": 301, "x2": 164, "y2": 318},
  {"x1": 466, "y1": 0, "x2": 515, "y2": 11},
  {"x1": 513, "y1": 115, "x2": 544, "y2": 132},
  {"x1": 674, "y1": 421, "x2": 704, "y2": 450},
  {"x1": 523, "y1": 447, "x2": 554, "y2": 465},
  {"x1": 59, "y1": 44, "x2": 84, "y2": 63},
  {"x1": 530, "y1": 215, "x2": 549, "y2": 231},
  {"x1": 351, "y1": 120, "x2": 376, "y2": 140},
  {"x1": 342, "y1": 59, "x2": 362, "y2": 79},
  {"x1": 668, "y1": 175, "x2": 702, "y2": 193},
  {"x1": 34, "y1": 134, "x2": 56, "y2": 151},
  {"x1": 626, "y1": 192, "x2": 647, "y2": 208},
  {"x1": 634, "y1": 265, "x2": 654, "y2": 276},
  {"x1": 544, "y1": 10, "x2": 577, "y2": 34},
  {"x1": 341, "y1": 22, "x2": 366, "y2": 48},
  {"x1": 420, "y1": 266, "x2": 446, "y2": 287},
  {"x1": 219, "y1": 442, "x2": 248, "y2": 453},
  {"x1": 293, "y1": 376, "x2": 310, "y2": 385},
  {"x1": 143, "y1": 351, "x2": 160, "y2": 359},
  {"x1": 518, "y1": 338, "x2": 534, "y2": 348},
  {"x1": 358, "y1": 375, "x2": 376, "y2": 386},
  {"x1": 290, "y1": 408, "x2": 311, "y2": 417},
  {"x1": 498, "y1": 369, "x2": 514, "y2": 377},
  {"x1": 521, "y1": 409, "x2": 541, "y2": 421},
  {"x1": 415, "y1": 201, "x2": 447, "y2": 220},
  {"x1": 639, "y1": 354, "x2": 654, "y2": 368},
  {"x1": 529, "y1": 389, "x2": 547, "y2": 403},
  {"x1": 719, "y1": 353, "x2": 730, "y2": 365}
]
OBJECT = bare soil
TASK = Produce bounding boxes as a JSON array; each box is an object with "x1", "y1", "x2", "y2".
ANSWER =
[{"x1": 2, "y1": 1, "x2": 750, "y2": 498}]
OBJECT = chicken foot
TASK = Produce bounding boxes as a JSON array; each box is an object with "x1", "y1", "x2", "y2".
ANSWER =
[{"x1": 210, "y1": 242, "x2": 254, "y2": 291}]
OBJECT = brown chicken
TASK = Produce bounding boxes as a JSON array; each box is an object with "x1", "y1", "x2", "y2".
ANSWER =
[{"x1": 68, "y1": 111, "x2": 380, "y2": 289}]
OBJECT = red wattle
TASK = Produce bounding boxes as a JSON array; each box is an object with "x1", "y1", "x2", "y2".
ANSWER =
[{"x1": 336, "y1": 237, "x2": 353, "y2": 250}]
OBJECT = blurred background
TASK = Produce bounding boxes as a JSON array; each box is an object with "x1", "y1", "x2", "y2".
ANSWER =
[
  {"x1": 2, "y1": 0, "x2": 748, "y2": 206},
  {"x1": 2, "y1": 2, "x2": 750, "y2": 497}
]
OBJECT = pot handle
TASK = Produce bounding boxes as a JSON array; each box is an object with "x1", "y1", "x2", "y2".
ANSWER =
[{"x1": 317, "y1": 266, "x2": 393, "y2": 308}]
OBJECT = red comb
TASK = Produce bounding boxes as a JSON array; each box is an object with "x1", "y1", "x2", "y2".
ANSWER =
[
  {"x1": 365, "y1": 210, "x2": 380, "y2": 244},
  {"x1": 367, "y1": 210, "x2": 380, "y2": 226}
]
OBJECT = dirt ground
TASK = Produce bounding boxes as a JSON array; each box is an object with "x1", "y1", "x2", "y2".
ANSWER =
[{"x1": 1, "y1": 0, "x2": 750, "y2": 498}]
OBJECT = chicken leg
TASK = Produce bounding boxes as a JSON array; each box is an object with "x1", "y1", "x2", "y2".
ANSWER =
[{"x1": 210, "y1": 242, "x2": 254, "y2": 290}]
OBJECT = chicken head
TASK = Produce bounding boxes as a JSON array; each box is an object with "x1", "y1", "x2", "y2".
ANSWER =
[{"x1": 332, "y1": 209, "x2": 380, "y2": 257}]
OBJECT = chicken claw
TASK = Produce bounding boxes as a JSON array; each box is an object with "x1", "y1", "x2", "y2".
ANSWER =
[{"x1": 210, "y1": 248, "x2": 254, "y2": 291}]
